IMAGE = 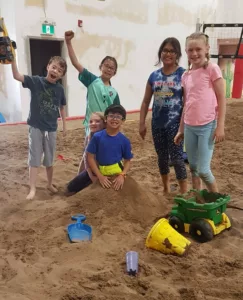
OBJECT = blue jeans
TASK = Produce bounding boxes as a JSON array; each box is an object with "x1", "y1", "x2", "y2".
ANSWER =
[{"x1": 184, "y1": 120, "x2": 216, "y2": 184}]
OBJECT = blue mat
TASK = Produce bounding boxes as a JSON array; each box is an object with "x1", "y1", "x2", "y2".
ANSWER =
[{"x1": 0, "y1": 112, "x2": 6, "y2": 123}]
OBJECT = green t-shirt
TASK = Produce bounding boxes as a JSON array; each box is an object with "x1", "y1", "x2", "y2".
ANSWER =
[{"x1": 79, "y1": 69, "x2": 120, "y2": 132}]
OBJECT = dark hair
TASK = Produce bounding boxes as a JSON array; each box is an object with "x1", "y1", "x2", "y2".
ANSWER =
[
  {"x1": 186, "y1": 32, "x2": 210, "y2": 70},
  {"x1": 104, "y1": 104, "x2": 126, "y2": 120},
  {"x1": 99, "y1": 56, "x2": 118, "y2": 74},
  {"x1": 155, "y1": 37, "x2": 182, "y2": 66},
  {"x1": 48, "y1": 56, "x2": 67, "y2": 75}
]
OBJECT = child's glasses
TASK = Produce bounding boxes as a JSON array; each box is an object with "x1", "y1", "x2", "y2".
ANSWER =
[
  {"x1": 107, "y1": 114, "x2": 123, "y2": 120},
  {"x1": 162, "y1": 49, "x2": 176, "y2": 55},
  {"x1": 103, "y1": 64, "x2": 116, "y2": 71}
]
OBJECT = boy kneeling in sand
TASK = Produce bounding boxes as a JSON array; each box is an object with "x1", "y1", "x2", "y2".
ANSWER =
[
  {"x1": 11, "y1": 56, "x2": 67, "y2": 200},
  {"x1": 87, "y1": 104, "x2": 133, "y2": 190}
]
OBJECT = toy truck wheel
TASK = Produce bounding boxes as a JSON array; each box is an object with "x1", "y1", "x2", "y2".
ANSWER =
[
  {"x1": 169, "y1": 216, "x2": 184, "y2": 233},
  {"x1": 189, "y1": 219, "x2": 214, "y2": 243}
]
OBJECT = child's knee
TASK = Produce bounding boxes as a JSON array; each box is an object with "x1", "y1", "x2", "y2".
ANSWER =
[
  {"x1": 189, "y1": 164, "x2": 198, "y2": 177},
  {"x1": 172, "y1": 159, "x2": 187, "y2": 180},
  {"x1": 198, "y1": 171, "x2": 215, "y2": 184},
  {"x1": 171, "y1": 158, "x2": 184, "y2": 168}
]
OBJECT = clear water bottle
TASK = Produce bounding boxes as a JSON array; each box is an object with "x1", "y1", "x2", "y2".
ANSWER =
[{"x1": 126, "y1": 251, "x2": 138, "y2": 276}]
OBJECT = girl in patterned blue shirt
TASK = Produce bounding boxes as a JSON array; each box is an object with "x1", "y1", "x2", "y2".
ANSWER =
[{"x1": 139, "y1": 37, "x2": 187, "y2": 195}]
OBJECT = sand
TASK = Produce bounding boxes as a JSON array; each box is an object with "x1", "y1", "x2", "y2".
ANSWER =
[{"x1": 0, "y1": 101, "x2": 243, "y2": 300}]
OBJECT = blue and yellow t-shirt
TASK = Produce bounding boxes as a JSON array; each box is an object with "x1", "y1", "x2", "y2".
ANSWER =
[
  {"x1": 148, "y1": 67, "x2": 185, "y2": 129},
  {"x1": 87, "y1": 129, "x2": 133, "y2": 166},
  {"x1": 79, "y1": 69, "x2": 120, "y2": 132}
]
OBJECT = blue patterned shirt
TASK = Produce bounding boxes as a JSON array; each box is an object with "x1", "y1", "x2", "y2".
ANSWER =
[{"x1": 148, "y1": 67, "x2": 185, "y2": 128}]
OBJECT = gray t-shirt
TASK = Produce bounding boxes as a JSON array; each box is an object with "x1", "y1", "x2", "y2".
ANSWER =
[{"x1": 23, "y1": 76, "x2": 66, "y2": 132}]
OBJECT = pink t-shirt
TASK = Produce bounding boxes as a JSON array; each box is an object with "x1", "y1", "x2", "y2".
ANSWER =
[{"x1": 182, "y1": 62, "x2": 222, "y2": 126}]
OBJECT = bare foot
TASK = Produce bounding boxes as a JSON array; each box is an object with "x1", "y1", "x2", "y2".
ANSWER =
[
  {"x1": 47, "y1": 184, "x2": 58, "y2": 194},
  {"x1": 26, "y1": 188, "x2": 36, "y2": 200}
]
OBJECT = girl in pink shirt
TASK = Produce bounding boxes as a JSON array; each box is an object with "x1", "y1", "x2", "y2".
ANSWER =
[{"x1": 174, "y1": 32, "x2": 226, "y2": 192}]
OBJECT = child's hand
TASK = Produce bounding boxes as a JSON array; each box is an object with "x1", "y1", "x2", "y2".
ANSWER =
[
  {"x1": 174, "y1": 132, "x2": 184, "y2": 145},
  {"x1": 65, "y1": 30, "x2": 74, "y2": 43},
  {"x1": 113, "y1": 174, "x2": 125, "y2": 191},
  {"x1": 98, "y1": 175, "x2": 112, "y2": 189},
  {"x1": 62, "y1": 128, "x2": 67, "y2": 137},
  {"x1": 213, "y1": 125, "x2": 225, "y2": 143},
  {"x1": 139, "y1": 123, "x2": 147, "y2": 140}
]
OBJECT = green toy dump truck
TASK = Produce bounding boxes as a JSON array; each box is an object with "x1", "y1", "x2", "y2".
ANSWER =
[{"x1": 169, "y1": 189, "x2": 232, "y2": 243}]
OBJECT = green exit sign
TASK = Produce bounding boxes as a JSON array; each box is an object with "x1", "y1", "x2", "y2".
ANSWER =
[{"x1": 42, "y1": 23, "x2": 55, "y2": 35}]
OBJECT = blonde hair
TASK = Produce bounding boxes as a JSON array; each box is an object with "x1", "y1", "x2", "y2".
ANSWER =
[
  {"x1": 186, "y1": 32, "x2": 210, "y2": 70},
  {"x1": 89, "y1": 112, "x2": 106, "y2": 139},
  {"x1": 90, "y1": 112, "x2": 105, "y2": 123}
]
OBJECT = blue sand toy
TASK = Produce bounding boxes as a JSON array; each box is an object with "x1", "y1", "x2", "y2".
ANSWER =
[
  {"x1": 67, "y1": 214, "x2": 92, "y2": 243},
  {"x1": 0, "y1": 112, "x2": 6, "y2": 123}
]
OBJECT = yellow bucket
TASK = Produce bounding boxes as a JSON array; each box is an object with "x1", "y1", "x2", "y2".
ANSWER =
[{"x1": 145, "y1": 218, "x2": 191, "y2": 256}]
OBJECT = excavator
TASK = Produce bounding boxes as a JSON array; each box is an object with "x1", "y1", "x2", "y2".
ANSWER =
[{"x1": 0, "y1": 17, "x2": 17, "y2": 64}]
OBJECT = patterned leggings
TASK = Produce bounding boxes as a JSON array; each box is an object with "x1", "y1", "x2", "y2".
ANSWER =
[{"x1": 152, "y1": 123, "x2": 187, "y2": 180}]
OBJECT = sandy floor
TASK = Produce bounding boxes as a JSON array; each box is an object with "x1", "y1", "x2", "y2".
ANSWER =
[{"x1": 0, "y1": 101, "x2": 243, "y2": 300}]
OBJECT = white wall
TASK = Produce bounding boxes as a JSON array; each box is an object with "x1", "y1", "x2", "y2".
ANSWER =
[
  {"x1": 212, "y1": 0, "x2": 243, "y2": 23},
  {"x1": 0, "y1": 0, "x2": 22, "y2": 121},
  {"x1": 0, "y1": 0, "x2": 225, "y2": 122}
]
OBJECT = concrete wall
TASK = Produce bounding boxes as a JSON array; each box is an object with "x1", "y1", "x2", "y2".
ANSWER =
[{"x1": 0, "y1": 0, "x2": 224, "y2": 122}]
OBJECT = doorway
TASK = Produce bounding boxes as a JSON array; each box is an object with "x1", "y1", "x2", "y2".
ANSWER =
[
  {"x1": 29, "y1": 37, "x2": 68, "y2": 114},
  {"x1": 29, "y1": 39, "x2": 62, "y2": 77}
]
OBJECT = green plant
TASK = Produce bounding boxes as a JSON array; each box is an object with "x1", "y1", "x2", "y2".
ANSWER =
[{"x1": 222, "y1": 61, "x2": 234, "y2": 98}]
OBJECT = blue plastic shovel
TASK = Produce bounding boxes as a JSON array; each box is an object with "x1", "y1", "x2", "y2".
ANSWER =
[{"x1": 67, "y1": 214, "x2": 92, "y2": 243}]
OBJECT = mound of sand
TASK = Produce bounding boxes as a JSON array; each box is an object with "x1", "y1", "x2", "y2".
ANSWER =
[{"x1": 67, "y1": 176, "x2": 167, "y2": 229}]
